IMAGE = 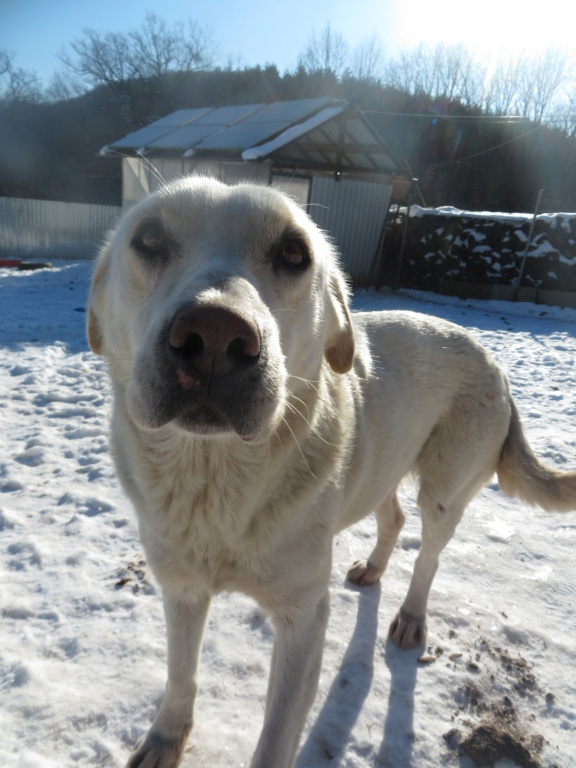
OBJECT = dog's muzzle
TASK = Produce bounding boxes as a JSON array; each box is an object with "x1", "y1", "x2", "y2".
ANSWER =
[
  {"x1": 142, "y1": 301, "x2": 272, "y2": 437},
  {"x1": 127, "y1": 292, "x2": 285, "y2": 440}
]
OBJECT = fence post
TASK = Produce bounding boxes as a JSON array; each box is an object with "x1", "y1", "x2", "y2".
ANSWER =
[
  {"x1": 394, "y1": 179, "x2": 418, "y2": 291},
  {"x1": 513, "y1": 188, "x2": 544, "y2": 301}
]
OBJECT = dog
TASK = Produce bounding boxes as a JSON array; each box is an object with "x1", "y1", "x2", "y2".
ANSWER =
[{"x1": 87, "y1": 176, "x2": 576, "y2": 768}]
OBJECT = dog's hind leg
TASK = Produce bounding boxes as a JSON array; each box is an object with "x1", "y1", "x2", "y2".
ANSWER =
[
  {"x1": 389, "y1": 461, "x2": 496, "y2": 650},
  {"x1": 347, "y1": 490, "x2": 405, "y2": 587},
  {"x1": 389, "y1": 388, "x2": 510, "y2": 650},
  {"x1": 388, "y1": 491, "x2": 467, "y2": 649}
]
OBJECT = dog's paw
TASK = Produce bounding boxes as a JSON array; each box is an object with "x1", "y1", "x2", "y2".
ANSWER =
[
  {"x1": 389, "y1": 609, "x2": 427, "y2": 649},
  {"x1": 346, "y1": 559, "x2": 382, "y2": 587},
  {"x1": 126, "y1": 728, "x2": 190, "y2": 768}
]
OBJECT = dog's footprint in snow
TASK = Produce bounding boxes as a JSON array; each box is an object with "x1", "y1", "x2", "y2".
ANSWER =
[
  {"x1": 9, "y1": 364, "x2": 32, "y2": 377},
  {"x1": 0, "y1": 661, "x2": 32, "y2": 690},
  {"x1": 63, "y1": 424, "x2": 106, "y2": 440},
  {"x1": 0, "y1": 479, "x2": 24, "y2": 493},
  {"x1": 7, "y1": 541, "x2": 42, "y2": 569},
  {"x1": 14, "y1": 445, "x2": 45, "y2": 467},
  {"x1": 79, "y1": 498, "x2": 115, "y2": 517},
  {"x1": 57, "y1": 492, "x2": 114, "y2": 517}
]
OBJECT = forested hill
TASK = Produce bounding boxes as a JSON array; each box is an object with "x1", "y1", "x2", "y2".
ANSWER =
[{"x1": 1, "y1": 64, "x2": 575, "y2": 213}]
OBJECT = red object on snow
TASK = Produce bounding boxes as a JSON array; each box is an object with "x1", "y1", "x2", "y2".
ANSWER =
[{"x1": 0, "y1": 259, "x2": 22, "y2": 267}]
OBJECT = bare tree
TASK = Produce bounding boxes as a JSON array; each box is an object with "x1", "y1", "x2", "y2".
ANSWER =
[
  {"x1": 60, "y1": 13, "x2": 216, "y2": 93},
  {"x1": 484, "y1": 47, "x2": 569, "y2": 123},
  {"x1": 385, "y1": 42, "x2": 484, "y2": 107},
  {"x1": 44, "y1": 71, "x2": 86, "y2": 103},
  {"x1": 566, "y1": 88, "x2": 576, "y2": 136},
  {"x1": 386, "y1": 43, "x2": 441, "y2": 97},
  {"x1": 350, "y1": 34, "x2": 386, "y2": 83},
  {"x1": 544, "y1": 91, "x2": 576, "y2": 136},
  {"x1": 60, "y1": 29, "x2": 139, "y2": 94},
  {"x1": 0, "y1": 50, "x2": 42, "y2": 102},
  {"x1": 563, "y1": 67, "x2": 576, "y2": 136},
  {"x1": 384, "y1": 47, "x2": 421, "y2": 94},
  {"x1": 525, "y1": 47, "x2": 568, "y2": 122},
  {"x1": 297, "y1": 23, "x2": 349, "y2": 78},
  {"x1": 0, "y1": 50, "x2": 10, "y2": 78},
  {"x1": 436, "y1": 44, "x2": 485, "y2": 107},
  {"x1": 483, "y1": 53, "x2": 525, "y2": 115},
  {"x1": 129, "y1": 13, "x2": 216, "y2": 79}
]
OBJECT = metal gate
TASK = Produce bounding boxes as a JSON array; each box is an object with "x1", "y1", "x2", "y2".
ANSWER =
[{"x1": 308, "y1": 177, "x2": 392, "y2": 285}]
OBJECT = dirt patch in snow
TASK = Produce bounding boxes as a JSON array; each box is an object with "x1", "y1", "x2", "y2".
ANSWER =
[
  {"x1": 459, "y1": 719, "x2": 544, "y2": 768},
  {"x1": 441, "y1": 634, "x2": 553, "y2": 767}
]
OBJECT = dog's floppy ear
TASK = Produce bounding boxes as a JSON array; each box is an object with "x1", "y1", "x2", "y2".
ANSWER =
[
  {"x1": 86, "y1": 247, "x2": 110, "y2": 356},
  {"x1": 324, "y1": 269, "x2": 355, "y2": 374}
]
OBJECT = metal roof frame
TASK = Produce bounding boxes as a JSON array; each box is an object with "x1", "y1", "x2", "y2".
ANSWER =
[{"x1": 245, "y1": 108, "x2": 401, "y2": 177}]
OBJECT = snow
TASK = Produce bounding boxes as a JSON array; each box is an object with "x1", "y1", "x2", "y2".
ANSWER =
[
  {"x1": 558, "y1": 253, "x2": 576, "y2": 267},
  {"x1": 241, "y1": 105, "x2": 346, "y2": 162},
  {"x1": 410, "y1": 205, "x2": 576, "y2": 225},
  {"x1": 464, "y1": 230, "x2": 487, "y2": 243},
  {"x1": 1, "y1": 262, "x2": 576, "y2": 768}
]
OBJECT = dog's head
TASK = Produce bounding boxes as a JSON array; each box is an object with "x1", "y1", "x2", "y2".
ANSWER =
[{"x1": 88, "y1": 176, "x2": 355, "y2": 443}]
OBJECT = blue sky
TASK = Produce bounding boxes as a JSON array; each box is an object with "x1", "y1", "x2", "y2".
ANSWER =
[{"x1": 1, "y1": 0, "x2": 574, "y2": 87}]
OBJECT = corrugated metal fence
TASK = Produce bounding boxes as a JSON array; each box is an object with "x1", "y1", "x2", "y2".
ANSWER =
[
  {"x1": 0, "y1": 197, "x2": 122, "y2": 260},
  {"x1": 0, "y1": 186, "x2": 392, "y2": 280},
  {"x1": 308, "y1": 177, "x2": 392, "y2": 285}
]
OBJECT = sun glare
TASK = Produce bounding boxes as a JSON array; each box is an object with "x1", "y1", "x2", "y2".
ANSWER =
[{"x1": 392, "y1": 0, "x2": 574, "y2": 64}]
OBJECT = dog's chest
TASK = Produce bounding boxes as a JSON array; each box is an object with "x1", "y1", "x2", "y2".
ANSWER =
[
  {"x1": 135, "y1": 438, "x2": 297, "y2": 590},
  {"x1": 133, "y1": 432, "x2": 344, "y2": 601},
  {"x1": 149, "y1": 442, "x2": 255, "y2": 535}
]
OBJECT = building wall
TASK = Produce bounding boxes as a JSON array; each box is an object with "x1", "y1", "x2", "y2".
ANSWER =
[{"x1": 122, "y1": 157, "x2": 271, "y2": 208}]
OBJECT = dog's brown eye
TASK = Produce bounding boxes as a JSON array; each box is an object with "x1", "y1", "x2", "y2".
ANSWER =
[
  {"x1": 142, "y1": 225, "x2": 164, "y2": 250},
  {"x1": 281, "y1": 240, "x2": 305, "y2": 265},
  {"x1": 132, "y1": 221, "x2": 168, "y2": 257},
  {"x1": 276, "y1": 238, "x2": 310, "y2": 272}
]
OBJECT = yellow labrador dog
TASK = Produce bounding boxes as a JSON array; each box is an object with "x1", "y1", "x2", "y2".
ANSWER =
[{"x1": 87, "y1": 176, "x2": 576, "y2": 768}]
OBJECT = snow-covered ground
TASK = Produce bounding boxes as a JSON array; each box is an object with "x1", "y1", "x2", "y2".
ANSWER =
[{"x1": 1, "y1": 261, "x2": 575, "y2": 768}]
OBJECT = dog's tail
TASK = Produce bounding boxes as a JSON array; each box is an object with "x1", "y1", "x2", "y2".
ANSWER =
[{"x1": 497, "y1": 398, "x2": 576, "y2": 513}]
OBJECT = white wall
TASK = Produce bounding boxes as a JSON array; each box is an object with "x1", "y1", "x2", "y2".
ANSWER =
[{"x1": 122, "y1": 158, "x2": 271, "y2": 208}]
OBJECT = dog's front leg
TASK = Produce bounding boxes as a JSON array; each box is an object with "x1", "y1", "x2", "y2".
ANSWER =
[
  {"x1": 251, "y1": 590, "x2": 330, "y2": 768},
  {"x1": 126, "y1": 590, "x2": 211, "y2": 768}
]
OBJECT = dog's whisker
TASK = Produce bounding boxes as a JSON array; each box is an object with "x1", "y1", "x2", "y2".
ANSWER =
[
  {"x1": 270, "y1": 306, "x2": 296, "y2": 316},
  {"x1": 284, "y1": 400, "x2": 339, "y2": 449},
  {"x1": 280, "y1": 416, "x2": 316, "y2": 479},
  {"x1": 287, "y1": 393, "x2": 311, "y2": 421},
  {"x1": 287, "y1": 374, "x2": 322, "y2": 395},
  {"x1": 108, "y1": 149, "x2": 166, "y2": 189}
]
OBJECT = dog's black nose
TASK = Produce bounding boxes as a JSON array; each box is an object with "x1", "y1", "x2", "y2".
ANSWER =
[{"x1": 167, "y1": 304, "x2": 260, "y2": 378}]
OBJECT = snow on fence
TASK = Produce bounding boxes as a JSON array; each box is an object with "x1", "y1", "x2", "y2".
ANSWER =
[
  {"x1": 0, "y1": 197, "x2": 122, "y2": 261},
  {"x1": 378, "y1": 206, "x2": 576, "y2": 307}
]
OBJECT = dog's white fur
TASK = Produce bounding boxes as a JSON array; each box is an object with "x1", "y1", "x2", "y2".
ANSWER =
[{"x1": 87, "y1": 176, "x2": 576, "y2": 768}]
